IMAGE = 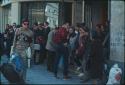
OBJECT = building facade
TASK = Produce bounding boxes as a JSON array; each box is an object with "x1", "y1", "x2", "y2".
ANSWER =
[
  {"x1": 0, "y1": 0, "x2": 124, "y2": 83},
  {"x1": 0, "y1": 0, "x2": 84, "y2": 30}
]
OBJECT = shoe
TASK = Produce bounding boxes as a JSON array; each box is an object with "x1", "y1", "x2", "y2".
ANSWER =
[
  {"x1": 78, "y1": 73, "x2": 84, "y2": 77},
  {"x1": 35, "y1": 62, "x2": 40, "y2": 65},
  {"x1": 54, "y1": 75, "x2": 60, "y2": 79},
  {"x1": 54, "y1": 74, "x2": 60, "y2": 79},
  {"x1": 63, "y1": 75, "x2": 71, "y2": 80},
  {"x1": 47, "y1": 68, "x2": 54, "y2": 72},
  {"x1": 81, "y1": 75, "x2": 90, "y2": 83}
]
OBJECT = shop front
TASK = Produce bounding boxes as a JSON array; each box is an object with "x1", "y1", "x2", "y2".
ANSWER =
[{"x1": 21, "y1": 1, "x2": 73, "y2": 28}]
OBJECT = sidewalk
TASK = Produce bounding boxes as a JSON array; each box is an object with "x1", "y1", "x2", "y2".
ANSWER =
[
  {"x1": 1, "y1": 55, "x2": 99, "y2": 84},
  {"x1": 1, "y1": 64, "x2": 83, "y2": 84}
]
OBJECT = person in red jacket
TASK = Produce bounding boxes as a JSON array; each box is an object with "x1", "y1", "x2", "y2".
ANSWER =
[{"x1": 53, "y1": 22, "x2": 71, "y2": 80}]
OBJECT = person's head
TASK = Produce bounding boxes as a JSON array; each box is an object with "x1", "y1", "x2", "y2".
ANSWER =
[
  {"x1": 44, "y1": 22, "x2": 49, "y2": 27},
  {"x1": 79, "y1": 26, "x2": 88, "y2": 36},
  {"x1": 55, "y1": 26, "x2": 59, "y2": 30},
  {"x1": 33, "y1": 22, "x2": 38, "y2": 27},
  {"x1": 33, "y1": 22, "x2": 38, "y2": 30},
  {"x1": 38, "y1": 23, "x2": 44, "y2": 29},
  {"x1": 100, "y1": 24, "x2": 104, "y2": 32},
  {"x1": 62, "y1": 22, "x2": 70, "y2": 31},
  {"x1": 13, "y1": 23, "x2": 16, "y2": 27},
  {"x1": 9, "y1": 25, "x2": 13, "y2": 31},
  {"x1": 16, "y1": 25, "x2": 21, "y2": 28},
  {"x1": 69, "y1": 26, "x2": 75, "y2": 34},
  {"x1": 22, "y1": 18, "x2": 29, "y2": 29},
  {"x1": 105, "y1": 20, "x2": 110, "y2": 26},
  {"x1": 6, "y1": 24, "x2": 9, "y2": 29},
  {"x1": 96, "y1": 24, "x2": 102, "y2": 33}
]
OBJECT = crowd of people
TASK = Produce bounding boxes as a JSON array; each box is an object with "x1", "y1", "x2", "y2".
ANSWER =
[{"x1": 0, "y1": 18, "x2": 110, "y2": 83}]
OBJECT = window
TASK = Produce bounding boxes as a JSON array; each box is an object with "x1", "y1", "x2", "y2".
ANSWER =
[{"x1": 21, "y1": 2, "x2": 59, "y2": 28}]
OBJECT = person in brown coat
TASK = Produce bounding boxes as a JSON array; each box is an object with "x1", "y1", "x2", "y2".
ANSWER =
[{"x1": 89, "y1": 24, "x2": 104, "y2": 80}]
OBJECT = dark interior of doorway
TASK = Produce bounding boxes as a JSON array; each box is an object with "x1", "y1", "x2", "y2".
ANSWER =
[
  {"x1": 85, "y1": 0, "x2": 108, "y2": 29},
  {"x1": 85, "y1": 0, "x2": 110, "y2": 60},
  {"x1": 63, "y1": 2, "x2": 72, "y2": 25},
  {"x1": 42, "y1": 2, "x2": 72, "y2": 26}
]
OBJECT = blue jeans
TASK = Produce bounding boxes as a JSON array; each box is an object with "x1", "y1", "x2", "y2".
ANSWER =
[{"x1": 54, "y1": 44, "x2": 69, "y2": 76}]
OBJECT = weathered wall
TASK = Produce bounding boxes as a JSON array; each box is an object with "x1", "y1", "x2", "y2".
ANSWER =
[
  {"x1": 0, "y1": 6, "x2": 10, "y2": 33},
  {"x1": 11, "y1": 2, "x2": 21, "y2": 25},
  {"x1": 109, "y1": 1, "x2": 124, "y2": 83},
  {"x1": 110, "y1": 1, "x2": 125, "y2": 62},
  {"x1": 0, "y1": 6, "x2": 3, "y2": 33},
  {"x1": 73, "y1": 1, "x2": 83, "y2": 24}
]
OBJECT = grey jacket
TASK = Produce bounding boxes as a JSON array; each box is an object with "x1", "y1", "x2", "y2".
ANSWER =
[{"x1": 46, "y1": 30, "x2": 56, "y2": 52}]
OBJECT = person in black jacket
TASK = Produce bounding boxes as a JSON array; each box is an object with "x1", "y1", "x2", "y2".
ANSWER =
[
  {"x1": 0, "y1": 33, "x2": 4, "y2": 56},
  {"x1": 89, "y1": 24, "x2": 104, "y2": 81}
]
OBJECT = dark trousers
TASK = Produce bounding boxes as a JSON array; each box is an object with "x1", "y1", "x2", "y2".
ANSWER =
[
  {"x1": 89, "y1": 40, "x2": 104, "y2": 79},
  {"x1": 47, "y1": 50, "x2": 55, "y2": 72},
  {"x1": 54, "y1": 44, "x2": 69, "y2": 76},
  {"x1": 34, "y1": 44, "x2": 45, "y2": 64},
  {"x1": 74, "y1": 54, "x2": 83, "y2": 67},
  {"x1": 39, "y1": 44, "x2": 46, "y2": 63},
  {"x1": 5, "y1": 40, "x2": 12, "y2": 57}
]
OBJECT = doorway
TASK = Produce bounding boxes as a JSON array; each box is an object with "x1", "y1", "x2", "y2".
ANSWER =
[
  {"x1": 59, "y1": 2, "x2": 72, "y2": 25},
  {"x1": 64, "y1": 2, "x2": 72, "y2": 25},
  {"x1": 84, "y1": 0, "x2": 108, "y2": 29},
  {"x1": 84, "y1": 0, "x2": 110, "y2": 60}
]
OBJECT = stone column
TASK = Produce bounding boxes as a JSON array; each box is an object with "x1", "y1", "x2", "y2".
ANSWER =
[
  {"x1": 110, "y1": 1, "x2": 124, "y2": 62},
  {"x1": 0, "y1": 6, "x2": 3, "y2": 33},
  {"x1": 0, "y1": 6, "x2": 10, "y2": 32},
  {"x1": 110, "y1": 1, "x2": 124, "y2": 83},
  {"x1": 82, "y1": 1, "x2": 85, "y2": 22},
  {"x1": 11, "y1": 2, "x2": 21, "y2": 25}
]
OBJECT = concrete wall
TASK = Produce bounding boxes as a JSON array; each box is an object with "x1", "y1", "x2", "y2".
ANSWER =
[
  {"x1": 0, "y1": 6, "x2": 10, "y2": 33},
  {"x1": 11, "y1": 2, "x2": 21, "y2": 25},
  {"x1": 0, "y1": 6, "x2": 3, "y2": 33},
  {"x1": 82, "y1": 1, "x2": 84, "y2": 22},
  {"x1": 109, "y1": 1, "x2": 124, "y2": 83},
  {"x1": 110, "y1": 1, "x2": 125, "y2": 62}
]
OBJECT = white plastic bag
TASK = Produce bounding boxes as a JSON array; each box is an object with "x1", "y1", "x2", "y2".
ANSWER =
[
  {"x1": 107, "y1": 64, "x2": 122, "y2": 85},
  {"x1": 33, "y1": 44, "x2": 40, "y2": 50},
  {"x1": 10, "y1": 45, "x2": 14, "y2": 56},
  {"x1": 59, "y1": 56, "x2": 63, "y2": 70},
  {"x1": 26, "y1": 47, "x2": 32, "y2": 68}
]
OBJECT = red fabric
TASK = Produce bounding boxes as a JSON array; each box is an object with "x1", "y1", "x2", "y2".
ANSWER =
[
  {"x1": 36, "y1": 36, "x2": 45, "y2": 44},
  {"x1": 53, "y1": 27, "x2": 68, "y2": 44},
  {"x1": 115, "y1": 73, "x2": 121, "y2": 81},
  {"x1": 77, "y1": 46, "x2": 85, "y2": 57}
]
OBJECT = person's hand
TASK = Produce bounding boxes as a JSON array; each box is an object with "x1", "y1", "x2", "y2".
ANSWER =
[
  {"x1": 4, "y1": 34, "x2": 7, "y2": 38},
  {"x1": 64, "y1": 43, "x2": 68, "y2": 46},
  {"x1": 76, "y1": 50, "x2": 78, "y2": 54},
  {"x1": 80, "y1": 43, "x2": 83, "y2": 47},
  {"x1": 67, "y1": 35, "x2": 70, "y2": 40}
]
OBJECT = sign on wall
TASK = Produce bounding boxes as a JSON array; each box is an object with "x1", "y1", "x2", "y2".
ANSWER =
[{"x1": 1, "y1": 0, "x2": 11, "y2": 6}]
